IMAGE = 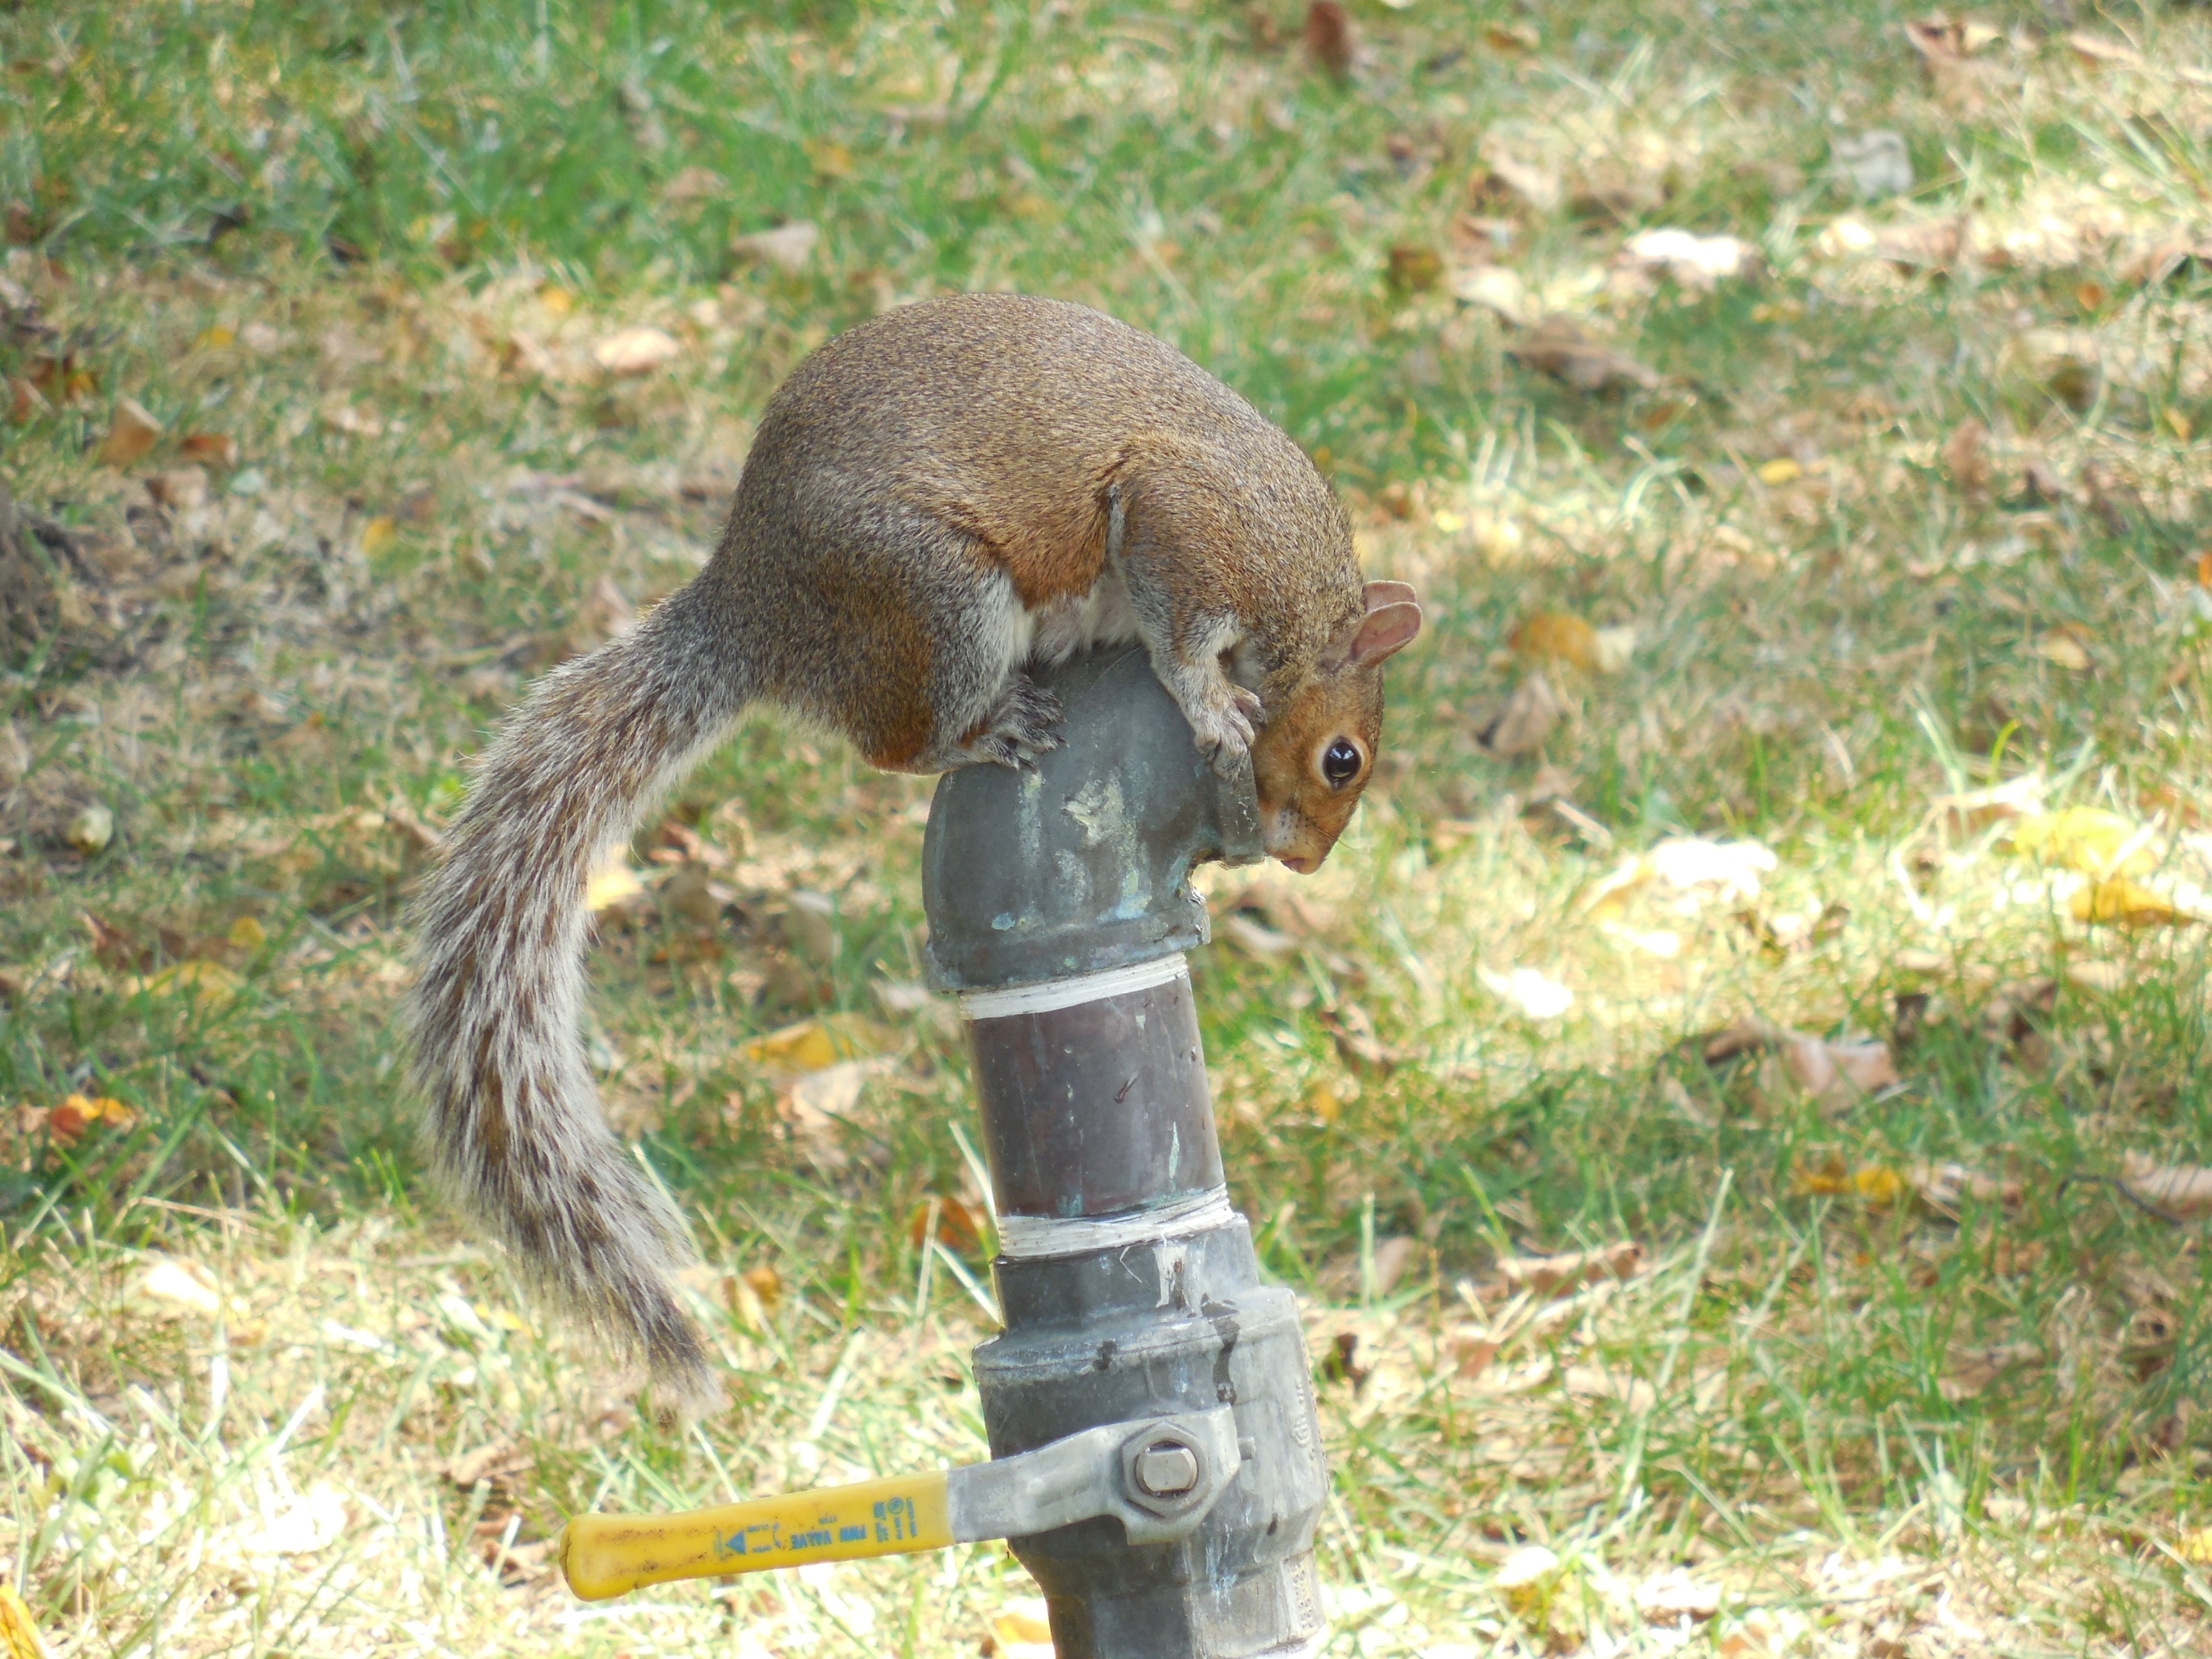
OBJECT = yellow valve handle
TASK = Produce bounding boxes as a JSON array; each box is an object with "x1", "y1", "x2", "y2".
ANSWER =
[{"x1": 560, "y1": 1471, "x2": 952, "y2": 1601}]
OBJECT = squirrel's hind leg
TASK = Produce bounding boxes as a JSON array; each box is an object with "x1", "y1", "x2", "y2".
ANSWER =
[{"x1": 927, "y1": 671, "x2": 1064, "y2": 769}]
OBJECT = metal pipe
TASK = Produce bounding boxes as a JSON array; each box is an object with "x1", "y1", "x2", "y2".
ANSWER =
[{"x1": 923, "y1": 647, "x2": 1331, "y2": 1659}]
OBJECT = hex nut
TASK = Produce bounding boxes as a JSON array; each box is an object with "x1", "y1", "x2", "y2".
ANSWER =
[{"x1": 1133, "y1": 1443, "x2": 1201, "y2": 1497}]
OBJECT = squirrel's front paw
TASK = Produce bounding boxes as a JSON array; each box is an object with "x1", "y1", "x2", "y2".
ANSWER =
[{"x1": 1186, "y1": 685, "x2": 1262, "y2": 778}]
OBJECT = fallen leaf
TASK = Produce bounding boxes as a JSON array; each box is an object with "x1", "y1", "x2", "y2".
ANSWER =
[
  {"x1": 1649, "y1": 837, "x2": 1778, "y2": 902},
  {"x1": 1478, "y1": 964, "x2": 1574, "y2": 1020},
  {"x1": 2071, "y1": 876, "x2": 2185, "y2": 926},
  {"x1": 178, "y1": 431, "x2": 239, "y2": 469},
  {"x1": 1497, "y1": 1240, "x2": 1642, "y2": 1296},
  {"x1": 660, "y1": 166, "x2": 726, "y2": 204},
  {"x1": 1592, "y1": 625, "x2": 1636, "y2": 673},
  {"x1": 238, "y1": 1482, "x2": 349, "y2": 1557},
  {"x1": 2177, "y1": 1527, "x2": 2212, "y2": 1565},
  {"x1": 907, "y1": 1193, "x2": 985, "y2": 1252},
  {"x1": 0, "y1": 1586, "x2": 50, "y2": 1659},
  {"x1": 731, "y1": 221, "x2": 820, "y2": 273},
  {"x1": 1483, "y1": 21, "x2": 1538, "y2": 52},
  {"x1": 1507, "y1": 314, "x2": 1660, "y2": 394},
  {"x1": 583, "y1": 859, "x2": 646, "y2": 914},
  {"x1": 1474, "y1": 672, "x2": 1562, "y2": 757},
  {"x1": 591, "y1": 326, "x2": 681, "y2": 376},
  {"x1": 358, "y1": 514, "x2": 397, "y2": 556},
  {"x1": 135, "y1": 1257, "x2": 224, "y2": 1316},
  {"x1": 1452, "y1": 264, "x2": 1529, "y2": 325},
  {"x1": 2064, "y1": 29, "x2": 2140, "y2": 67},
  {"x1": 989, "y1": 1599, "x2": 1056, "y2": 1659},
  {"x1": 1386, "y1": 244, "x2": 1443, "y2": 292},
  {"x1": 65, "y1": 804, "x2": 112, "y2": 854},
  {"x1": 1637, "y1": 1568, "x2": 1722, "y2": 1624},
  {"x1": 2119, "y1": 1153, "x2": 2212, "y2": 1218},
  {"x1": 1831, "y1": 130, "x2": 1914, "y2": 198},
  {"x1": 1756, "y1": 457, "x2": 1802, "y2": 485},
  {"x1": 1303, "y1": 0, "x2": 1356, "y2": 78},
  {"x1": 1619, "y1": 228, "x2": 1755, "y2": 289},
  {"x1": 96, "y1": 397, "x2": 163, "y2": 467},
  {"x1": 1473, "y1": 156, "x2": 1563, "y2": 216},
  {"x1": 2032, "y1": 625, "x2": 2093, "y2": 671},
  {"x1": 1780, "y1": 1034, "x2": 1899, "y2": 1108},
  {"x1": 1932, "y1": 771, "x2": 2046, "y2": 832},
  {"x1": 806, "y1": 138, "x2": 854, "y2": 180},
  {"x1": 2011, "y1": 807, "x2": 2154, "y2": 876},
  {"x1": 742, "y1": 1263, "x2": 783, "y2": 1306},
  {"x1": 1511, "y1": 611, "x2": 1598, "y2": 670},
  {"x1": 779, "y1": 1059, "x2": 876, "y2": 1170},
  {"x1": 1943, "y1": 417, "x2": 1992, "y2": 495}
]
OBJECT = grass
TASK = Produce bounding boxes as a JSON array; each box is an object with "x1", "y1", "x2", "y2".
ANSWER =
[{"x1": 3, "y1": 0, "x2": 2212, "y2": 1651}]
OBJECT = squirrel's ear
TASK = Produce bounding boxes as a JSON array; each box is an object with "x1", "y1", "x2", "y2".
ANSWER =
[
  {"x1": 1344, "y1": 601, "x2": 1421, "y2": 668},
  {"x1": 1362, "y1": 579, "x2": 1419, "y2": 612}
]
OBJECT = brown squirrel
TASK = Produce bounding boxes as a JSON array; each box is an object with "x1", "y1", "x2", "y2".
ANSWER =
[{"x1": 408, "y1": 293, "x2": 1421, "y2": 1415}]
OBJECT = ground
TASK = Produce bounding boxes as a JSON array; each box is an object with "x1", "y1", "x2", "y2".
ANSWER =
[{"x1": 3, "y1": 0, "x2": 2212, "y2": 1653}]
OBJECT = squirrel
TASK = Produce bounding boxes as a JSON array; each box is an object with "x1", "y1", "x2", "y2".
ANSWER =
[{"x1": 407, "y1": 292, "x2": 1422, "y2": 1416}]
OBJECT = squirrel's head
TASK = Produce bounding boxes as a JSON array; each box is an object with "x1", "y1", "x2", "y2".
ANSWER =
[{"x1": 1250, "y1": 580, "x2": 1422, "y2": 874}]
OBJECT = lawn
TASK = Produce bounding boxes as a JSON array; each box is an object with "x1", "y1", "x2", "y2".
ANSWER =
[{"x1": 2, "y1": 0, "x2": 2211, "y2": 1653}]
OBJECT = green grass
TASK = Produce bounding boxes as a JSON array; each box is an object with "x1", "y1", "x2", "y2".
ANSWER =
[{"x1": 5, "y1": 0, "x2": 2212, "y2": 1652}]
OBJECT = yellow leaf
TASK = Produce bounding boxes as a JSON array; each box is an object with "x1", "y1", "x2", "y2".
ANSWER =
[
  {"x1": 0, "y1": 1584, "x2": 50, "y2": 1659},
  {"x1": 2070, "y1": 876, "x2": 2183, "y2": 926},
  {"x1": 2177, "y1": 1526, "x2": 2212, "y2": 1564},
  {"x1": 806, "y1": 139, "x2": 855, "y2": 180},
  {"x1": 1849, "y1": 1165, "x2": 1909, "y2": 1207},
  {"x1": 1511, "y1": 611, "x2": 1599, "y2": 672},
  {"x1": 741, "y1": 1019, "x2": 841, "y2": 1073},
  {"x1": 192, "y1": 324, "x2": 236, "y2": 351},
  {"x1": 228, "y1": 914, "x2": 267, "y2": 950},
  {"x1": 359, "y1": 515, "x2": 397, "y2": 555},
  {"x1": 584, "y1": 861, "x2": 645, "y2": 914},
  {"x1": 2011, "y1": 807, "x2": 2153, "y2": 876},
  {"x1": 1756, "y1": 457, "x2": 1802, "y2": 485},
  {"x1": 127, "y1": 960, "x2": 241, "y2": 1002},
  {"x1": 990, "y1": 1600, "x2": 1055, "y2": 1655},
  {"x1": 538, "y1": 284, "x2": 575, "y2": 316},
  {"x1": 2167, "y1": 408, "x2": 2194, "y2": 443},
  {"x1": 2033, "y1": 628, "x2": 2092, "y2": 671},
  {"x1": 1430, "y1": 508, "x2": 1466, "y2": 534}
]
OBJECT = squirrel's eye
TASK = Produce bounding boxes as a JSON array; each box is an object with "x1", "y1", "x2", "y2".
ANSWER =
[{"x1": 1322, "y1": 739, "x2": 1363, "y2": 786}]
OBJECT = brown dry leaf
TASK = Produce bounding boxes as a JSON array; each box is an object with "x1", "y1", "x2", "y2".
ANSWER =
[
  {"x1": 1473, "y1": 156, "x2": 1563, "y2": 216},
  {"x1": 145, "y1": 467, "x2": 207, "y2": 512},
  {"x1": 906, "y1": 1194, "x2": 985, "y2": 1252},
  {"x1": 2033, "y1": 624, "x2": 2093, "y2": 671},
  {"x1": 2064, "y1": 30, "x2": 2140, "y2": 68},
  {"x1": 1303, "y1": 0, "x2": 1355, "y2": 78},
  {"x1": 660, "y1": 165, "x2": 725, "y2": 204},
  {"x1": 1483, "y1": 21, "x2": 1538, "y2": 52},
  {"x1": 178, "y1": 431, "x2": 239, "y2": 469},
  {"x1": 1507, "y1": 315, "x2": 1659, "y2": 395},
  {"x1": 731, "y1": 221, "x2": 820, "y2": 272},
  {"x1": 1496, "y1": 1240, "x2": 1643, "y2": 1298},
  {"x1": 2119, "y1": 1153, "x2": 2212, "y2": 1219},
  {"x1": 1386, "y1": 244, "x2": 1443, "y2": 293},
  {"x1": 1779, "y1": 1034, "x2": 1899, "y2": 1109},
  {"x1": 1907, "y1": 1160, "x2": 2023, "y2": 1211},
  {"x1": 2070, "y1": 877, "x2": 2185, "y2": 926},
  {"x1": 1943, "y1": 416, "x2": 1992, "y2": 496},
  {"x1": 778, "y1": 1058, "x2": 877, "y2": 1171},
  {"x1": 1474, "y1": 672, "x2": 1562, "y2": 757},
  {"x1": 1511, "y1": 611, "x2": 1598, "y2": 671},
  {"x1": 591, "y1": 326, "x2": 681, "y2": 376},
  {"x1": 96, "y1": 397, "x2": 163, "y2": 467}
]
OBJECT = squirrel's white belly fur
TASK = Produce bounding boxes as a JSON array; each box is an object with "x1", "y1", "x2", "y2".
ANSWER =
[{"x1": 1022, "y1": 569, "x2": 1144, "y2": 664}]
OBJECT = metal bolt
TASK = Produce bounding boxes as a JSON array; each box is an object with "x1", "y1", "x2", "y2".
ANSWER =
[{"x1": 1133, "y1": 1442, "x2": 1201, "y2": 1498}]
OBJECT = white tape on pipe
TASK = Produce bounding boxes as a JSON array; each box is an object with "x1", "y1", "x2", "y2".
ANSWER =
[
  {"x1": 958, "y1": 953, "x2": 1189, "y2": 1022},
  {"x1": 996, "y1": 1186, "x2": 1236, "y2": 1261}
]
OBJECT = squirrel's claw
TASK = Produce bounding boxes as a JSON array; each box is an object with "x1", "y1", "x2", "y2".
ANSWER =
[{"x1": 1186, "y1": 683, "x2": 1262, "y2": 777}]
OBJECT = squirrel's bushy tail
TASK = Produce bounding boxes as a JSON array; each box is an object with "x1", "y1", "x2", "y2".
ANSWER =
[{"x1": 408, "y1": 582, "x2": 746, "y2": 1419}]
